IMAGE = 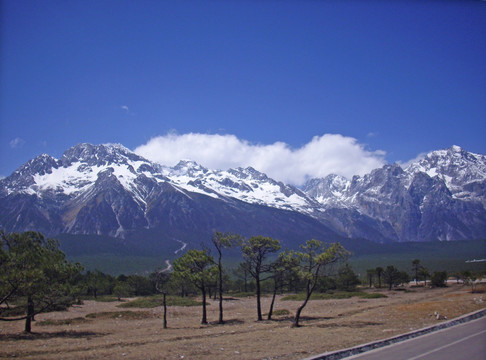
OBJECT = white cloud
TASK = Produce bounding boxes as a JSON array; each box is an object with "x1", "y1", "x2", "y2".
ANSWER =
[
  {"x1": 9, "y1": 137, "x2": 25, "y2": 149},
  {"x1": 398, "y1": 152, "x2": 428, "y2": 169},
  {"x1": 134, "y1": 133, "x2": 386, "y2": 185},
  {"x1": 121, "y1": 105, "x2": 129, "y2": 112}
]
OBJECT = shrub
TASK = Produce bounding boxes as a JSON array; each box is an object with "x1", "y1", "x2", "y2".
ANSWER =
[
  {"x1": 117, "y1": 295, "x2": 200, "y2": 308},
  {"x1": 85, "y1": 310, "x2": 152, "y2": 319},
  {"x1": 431, "y1": 271, "x2": 448, "y2": 287},
  {"x1": 272, "y1": 309, "x2": 290, "y2": 316}
]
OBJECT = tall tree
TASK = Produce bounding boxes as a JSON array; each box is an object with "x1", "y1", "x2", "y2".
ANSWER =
[
  {"x1": 211, "y1": 231, "x2": 242, "y2": 324},
  {"x1": 152, "y1": 269, "x2": 171, "y2": 329},
  {"x1": 242, "y1": 236, "x2": 281, "y2": 321},
  {"x1": 411, "y1": 259, "x2": 422, "y2": 285},
  {"x1": 292, "y1": 240, "x2": 349, "y2": 327},
  {"x1": 418, "y1": 267, "x2": 430, "y2": 286},
  {"x1": 375, "y1": 266, "x2": 384, "y2": 288},
  {"x1": 366, "y1": 269, "x2": 375, "y2": 288},
  {"x1": 84, "y1": 270, "x2": 112, "y2": 299},
  {"x1": 0, "y1": 231, "x2": 83, "y2": 332},
  {"x1": 383, "y1": 265, "x2": 401, "y2": 290},
  {"x1": 173, "y1": 249, "x2": 216, "y2": 324},
  {"x1": 336, "y1": 263, "x2": 360, "y2": 291},
  {"x1": 233, "y1": 262, "x2": 250, "y2": 293},
  {"x1": 267, "y1": 250, "x2": 301, "y2": 320}
]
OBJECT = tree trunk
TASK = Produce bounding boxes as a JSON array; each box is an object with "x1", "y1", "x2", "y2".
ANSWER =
[
  {"x1": 201, "y1": 287, "x2": 208, "y2": 325},
  {"x1": 24, "y1": 296, "x2": 34, "y2": 333},
  {"x1": 163, "y1": 292, "x2": 167, "y2": 329},
  {"x1": 244, "y1": 270, "x2": 248, "y2": 293},
  {"x1": 218, "y1": 276, "x2": 224, "y2": 324},
  {"x1": 256, "y1": 276, "x2": 263, "y2": 321},
  {"x1": 267, "y1": 285, "x2": 277, "y2": 320},
  {"x1": 292, "y1": 293, "x2": 311, "y2": 328}
]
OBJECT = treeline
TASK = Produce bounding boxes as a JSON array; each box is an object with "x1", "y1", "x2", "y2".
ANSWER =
[
  {"x1": 2, "y1": 231, "x2": 483, "y2": 332},
  {"x1": 1, "y1": 231, "x2": 352, "y2": 330},
  {"x1": 365, "y1": 259, "x2": 484, "y2": 291}
]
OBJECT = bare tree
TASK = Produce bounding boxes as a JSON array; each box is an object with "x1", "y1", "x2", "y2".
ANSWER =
[{"x1": 153, "y1": 267, "x2": 171, "y2": 329}]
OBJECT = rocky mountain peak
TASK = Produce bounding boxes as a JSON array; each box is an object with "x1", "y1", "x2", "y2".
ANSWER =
[
  {"x1": 60, "y1": 143, "x2": 146, "y2": 168},
  {"x1": 0, "y1": 143, "x2": 485, "y2": 243},
  {"x1": 406, "y1": 146, "x2": 486, "y2": 192}
]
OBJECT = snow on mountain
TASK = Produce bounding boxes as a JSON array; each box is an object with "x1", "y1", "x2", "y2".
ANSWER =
[
  {"x1": 405, "y1": 145, "x2": 486, "y2": 204},
  {"x1": 1, "y1": 143, "x2": 485, "y2": 243},
  {"x1": 301, "y1": 145, "x2": 486, "y2": 242},
  {"x1": 1, "y1": 143, "x2": 318, "y2": 216},
  {"x1": 166, "y1": 163, "x2": 319, "y2": 214}
]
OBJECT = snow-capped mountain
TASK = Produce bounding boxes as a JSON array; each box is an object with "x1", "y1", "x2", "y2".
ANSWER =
[
  {"x1": 302, "y1": 145, "x2": 486, "y2": 242},
  {"x1": 1, "y1": 143, "x2": 485, "y2": 247},
  {"x1": 0, "y1": 143, "x2": 333, "y2": 249}
]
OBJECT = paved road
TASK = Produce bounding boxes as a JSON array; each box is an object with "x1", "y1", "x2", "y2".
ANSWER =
[{"x1": 344, "y1": 316, "x2": 486, "y2": 360}]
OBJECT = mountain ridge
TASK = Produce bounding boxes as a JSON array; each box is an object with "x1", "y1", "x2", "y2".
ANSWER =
[{"x1": 1, "y1": 143, "x2": 485, "y2": 247}]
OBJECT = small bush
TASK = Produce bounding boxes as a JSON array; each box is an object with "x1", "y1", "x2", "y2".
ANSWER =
[
  {"x1": 85, "y1": 310, "x2": 152, "y2": 320},
  {"x1": 431, "y1": 271, "x2": 448, "y2": 287},
  {"x1": 38, "y1": 317, "x2": 89, "y2": 326},
  {"x1": 359, "y1": 292, "x2": 387, "y2": 299},
  {"x1": 282, "y1": 291, "x2": 387, "y2": 301},
  {"x1": 117, "y1": 295, "x2": 200, "y2": 308},
  {"x1": 272, "y1": 309, "x2": 290, "y2": 316}
]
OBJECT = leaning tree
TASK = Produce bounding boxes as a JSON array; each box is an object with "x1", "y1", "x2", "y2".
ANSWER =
[{"x1": 292, "y1": 240, "x2": 349, "y2": 327}]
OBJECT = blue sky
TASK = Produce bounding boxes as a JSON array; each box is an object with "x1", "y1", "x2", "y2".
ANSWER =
[{"x1": 1, "y1": 1, "x2": 485, "y2": 183}]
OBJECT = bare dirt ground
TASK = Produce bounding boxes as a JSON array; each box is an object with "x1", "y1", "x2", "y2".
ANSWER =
[{"x1": 1, "y1": 283, "x2": 485, "y2": 360}]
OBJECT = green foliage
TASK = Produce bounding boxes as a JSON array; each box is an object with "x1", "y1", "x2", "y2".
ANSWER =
[
  {"x1": 173, "y1": 249, "x2": 216, "y2": 290},
  {"x1": 291, "y1": 240, "x2": 350, "y2": 327},
  {"x1": 82, "y1": 270, "x2": 114, "y2": 298},
  {"x1": 241, "y1": 235, "x2": 281, "y2": 321},
  {"x1": 382, "y1": 265, "x2": 409, "y2": 290},
  {"x1": 113, "y1": 282, "x2": 132, "y2": 300},
  {"x1": 172, "y1": 249, "x2": 216, "y2": 324},
  {"x1": 430, "y1": 271, "x2": 448, "y2": 287},
  {"x1": 126, "y1": 274, "x2": 155, "y2": 296},
  {"x1": 336, "y1": 264, "x2": 360, "y2": 291},
  {"x1": 271, "y1": 309, "x2": 290, "y2": 316},
  {"x1": 241, "y1": 236, "x2": 281, "y2": 273},
  {"x1": 0, "y1": 231, "x2": 83, "y2": 331}
]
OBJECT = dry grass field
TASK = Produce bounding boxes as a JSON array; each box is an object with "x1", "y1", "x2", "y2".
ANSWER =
[{"x1": 1, "y1": 283, "x2": 485, "y2": 360}]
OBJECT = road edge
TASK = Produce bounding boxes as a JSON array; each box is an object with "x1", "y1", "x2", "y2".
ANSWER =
[{"x1": 303, "y1": 307, "x2": 486, "y2": 360}]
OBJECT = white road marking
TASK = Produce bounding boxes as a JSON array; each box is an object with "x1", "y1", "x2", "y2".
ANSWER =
[{"x1": 407, "y1": 329, "x2": 486, "y2": 360}]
